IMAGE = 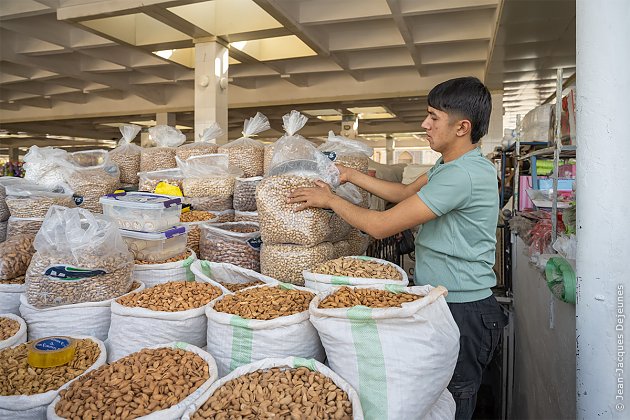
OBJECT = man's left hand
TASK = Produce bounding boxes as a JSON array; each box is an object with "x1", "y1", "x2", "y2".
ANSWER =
[{"x1": 287, "y1": 180, "x2": 335, "y2": 211}]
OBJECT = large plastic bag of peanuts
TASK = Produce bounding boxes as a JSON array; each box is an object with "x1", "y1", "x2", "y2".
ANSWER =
[
  {"x1": 140, "y1": 125, "x2": 187, "y2": 173},
  {"x1": 218, "y1": 112, "x2": 269, "y2": 177},
  {"x1": 19, "y1": 281, "x2": 144, "y2": 342},
  {"x1": 0, "y1": 335, "x2": 106, "y2": 420},
  {"x1": 105, "y1": 281, "x2": 223, "y2": 362},
  {"x1": 205, "y1": 283, "x2": 325, "y2": 377},
  {"x1": 0, "y1": 313, "x2": 27, "y2": 349},
  {"x1": 109, "y1": 124, "x2": 142, "y2": 185},
  {"x1": 318, "y1": 130, "x2": 373, "y2": 174},
  {"x1": 176, "y1": 122, "x2": 222, "y2": 161},
  {"x1": 133, "y1": 249, "x2": 197, "y2": 288},
  {"x1": 309, "y1": 285, "x2": 460, "y2": 420},
  {"x1": 181, "y1": 356, "x2": 364, "y2": 420},
  {"x1": 48, "y1": 342, "x2": 218, "y2": 420},
  {"x1": 25, "y1": 206, "x2": 134, "y2": 309},
  {"x1": 190, "y1": 259, "x2": 277, "y2": 295},
  {"x1": 199, "y1": 221, "x2": 261, "y2": 272}
]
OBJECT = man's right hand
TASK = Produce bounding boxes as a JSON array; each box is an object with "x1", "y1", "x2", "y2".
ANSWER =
[{"x1": 336, "y1": 164, "x2": 354, "y2": 184}]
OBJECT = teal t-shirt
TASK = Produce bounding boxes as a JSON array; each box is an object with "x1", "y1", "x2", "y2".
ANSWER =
[{"x1": 415, "y1": 147, "x2": 499, "y2": 303}]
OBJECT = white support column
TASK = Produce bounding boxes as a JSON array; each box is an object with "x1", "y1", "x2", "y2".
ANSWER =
[
  {"x1": 576, "y1": 1, "x2": 630, "y2": 419},
  {"x1": 386, "y1": 135, "x2": 395, "y2": 165},
  {"x1": 156, "y1": 112, "x2": 175, "y2": 127},
  {"x1": 194, "y1": 39, "x2": 229, "y2": 144},
  {"x1": 341, "y1": 114, "x2": 359, "y2": 139},
  {"x1": 480, "y1": 91, "x2": 504, "y2": 156}
]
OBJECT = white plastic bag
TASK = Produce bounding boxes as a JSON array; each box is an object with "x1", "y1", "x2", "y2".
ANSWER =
[
  {"x1": 109, "y1": 124, "x2": 142, "y2": 185},
  {"x1": 178, "y1": 154, "x2": 243, "y2": 205},
  {"x1": 23, "y1": 146, "x2": 68, "y2": 187},
  {"x1": 309, "y1": 285, "x2": 460, "y2": 420},
  {"x1": 181, "y1": 356, "x2": 364, "y2": 420},
  {"x1": 0, "y1": 177, "x2": 28, "y2": 221},
  {"x1": 48, "y1": 342, "x2": 217, "y2": 420},
  {"x1": 303, "y1": 256, "x2": 409, "y2": 292},
  {"x1": 0, "y1": 313, "x2": 27, "y2": 349},
  {"x1": 0, "y1": 280, "x2": 25, "y2": 315},
  {"x1": 218, "y1": 113, "x2": 269, "y2": 177},
  {"x1": 191, "y1": 259, "x2": 278, "y2": 295},
  {"x1": 0, "y1": 336, "x2": 106, "y2": 420},
  {"x1": 133, "y1": 250, "x2": 197, "y2": 288},
  {"x1": 176, "y1": 123, "x2": 223, "y2": 161},
  {"x1": 205, "y1": 283, "x2": 325, "y2": 377},
  {"x1": 19, "y1": 282, "x2": 144, "y2": 342},
  {"x1": 318, "y1": 131, "x2": 373, "y2": 173}
]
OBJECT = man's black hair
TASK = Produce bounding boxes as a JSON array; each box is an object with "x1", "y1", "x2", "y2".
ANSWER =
[{"x1": 427, "y1": 76, "x2": 492, "y2": 144}]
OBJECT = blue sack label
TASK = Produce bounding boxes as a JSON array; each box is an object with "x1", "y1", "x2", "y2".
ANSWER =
[
  {"x1": 247, "y1": 237, "x2": 263, "y2": 250},
  {"x1": 44, "y1": 265, "x2": 107, "y2": 281},
  {"x1": 322, "y1": 151, "x2": 337, "y2": 162},
  {"x1": 72, "y1": 195, "x2": 84, "y2": 206}
]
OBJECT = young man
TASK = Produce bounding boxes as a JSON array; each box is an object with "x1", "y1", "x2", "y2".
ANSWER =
[{"x1": 288, "y1": 76, "x2": 508, "y2": 419}]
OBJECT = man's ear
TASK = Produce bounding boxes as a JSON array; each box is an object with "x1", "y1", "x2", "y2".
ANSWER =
[{"x1": 456, "y1": 119, "x2": 472, "y2": 138}]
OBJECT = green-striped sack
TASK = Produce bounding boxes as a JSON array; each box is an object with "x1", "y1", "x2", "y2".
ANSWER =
[
  {"x1": 205, "y1": 284, "x2": 325, "y2": 377},
  {"x1": 302, "y1": 256, "x2": 409, "y2": 293},
  {"x1": 133, "y1": 249, "x2": 197, "y2": 288},
  {"x1": 190, "y1": 260, "x2": 278, "y2": 295},
  {"x1": 309, "y1": 285, "x2": 460, "y2": 420},
  {"x1": 181, "y1": 357, "x2": 365, "y2": 420}
]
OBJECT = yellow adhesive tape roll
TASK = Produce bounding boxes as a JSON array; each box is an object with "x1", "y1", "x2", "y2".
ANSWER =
[{"x1": 27, "y1": 336, "x2": 76, "y2": 368}]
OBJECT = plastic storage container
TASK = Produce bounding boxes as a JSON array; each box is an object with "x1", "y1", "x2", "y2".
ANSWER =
[
  {"x1": 100, "y1": 192, "x2": 182, "y2": 232},
  {"x1": 120, "y1": 225, "x2": 188, "y2": 262}
]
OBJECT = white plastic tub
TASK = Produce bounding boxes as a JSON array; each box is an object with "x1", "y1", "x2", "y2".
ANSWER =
[
  {"x1": 120, "y1": 225, "x2": 188, "y2": 262},
  {"x1": 100, "y1": 192, "x2": 182, "y2": 232}
]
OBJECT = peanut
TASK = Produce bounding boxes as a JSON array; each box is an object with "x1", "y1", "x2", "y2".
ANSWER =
[
  {"x1": 319, "y1": 286, "x2": 422, "y2": 309},
  {"x1": 313, "y1": 257, "x2": 402, "y2": 280},
  {"x1": 116, "y1": 281, "x2": 222, "y2": 312},
  {"x1": 0, "y1": 338, "x2": 100, "y2": 396},
  {"x1": 63, "y1": 167, "x2": 119, "y2": 213},
  {"x1": 218, "y1": 144, "x2": 264, "y2": 178},
  {"x1": 263, "y1": 143, "x2": 275, "y2": 175},
  {"x1": 182, "y1": 176, "x2": 236, "y2": 200},
  {"x1": 181, "y1": 211, "x2": 217, "y2": 256},
  {"x1": 234, "y1": 211, "x2": 259, "y2": 224},
  {"x1": 55, "y1": 347, "x2": 209, "y2": 419},
  {"x1": 214, "y1": 285, "x2": 313, "y2": 320},
  {"x1": 134, "y1": 250, "x2": 192, "y2": 265},
  {"x1": 192, "y1": 367, "x2": 352, "y2": 420},
  {"x1": 0, "y1": 317, "x2": 20, "y2": 341}
]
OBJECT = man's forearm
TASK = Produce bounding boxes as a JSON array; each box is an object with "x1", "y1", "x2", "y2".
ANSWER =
[{"x1": 347, "y1": 170, "x2": 412, "y2": 203}]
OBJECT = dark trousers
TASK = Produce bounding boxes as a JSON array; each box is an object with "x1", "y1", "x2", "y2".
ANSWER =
[{"x1": 447, "y1": 295, "x2": 508, "y2": 420}]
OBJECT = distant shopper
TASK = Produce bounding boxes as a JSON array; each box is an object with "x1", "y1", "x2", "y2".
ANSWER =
[{"x1": 289, "y1": 76, "x2": 508, "y2": 419}]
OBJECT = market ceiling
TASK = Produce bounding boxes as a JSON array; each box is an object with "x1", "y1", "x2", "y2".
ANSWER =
[{"x1": 0, "y1": 0, "x2": 575, "y2": 152}]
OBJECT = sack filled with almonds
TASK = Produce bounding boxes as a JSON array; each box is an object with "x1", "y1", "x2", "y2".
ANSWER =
[
  {"x1": 205, "y1": 284, "x2": 324, "y2": 377},
  {"x1": 218, "y1": 112, "x2": 269, "y2": 177},
  {"x1": 181, "y1": 210, "x2": 216, "y2": 255},
  {"x1": 0, "y1": 313, "x2": 26, "y2": 349},
  {"x1": 0, "y1": 275, "x2": 26, "y2": 316},
  {"x1": 0, "y1": 234, "x2": 35, "y2": 281}
]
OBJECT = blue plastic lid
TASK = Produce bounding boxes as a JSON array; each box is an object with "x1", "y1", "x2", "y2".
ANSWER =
[
  {"x1": 100, "y1": 192, "x2": 181, "y2": 209},
  {"x1": 119, "y1": 225, "x2": 188, "y2": 240}
]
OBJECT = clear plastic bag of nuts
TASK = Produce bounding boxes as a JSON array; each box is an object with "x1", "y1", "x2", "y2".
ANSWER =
[
  {"x1": 4, "y1": 181, "x2": 75, "y2": 218},
  {"x1": 218, "y1": 112, "x2": 269, "y2": 177},
  {"x1": 140, "y1": 125, "x2": 187, "y2": 172},
  {"x1": 178, "y1": 154, "x2": 243, "y2": 205},
  {"x1": 25, "y1": 206, "x2": 134, "y2": 308},
  {"x1": 200, "y1": 222, "x2": 262, "y2": 272},
  {"x1": 260, "y1": 242, "x2": 335, "y2": 285},
  {"x1": 234, "y1": 210, "x2": 258, "y2": 224},
  {"x1": 138, "y1": 168, "x2": 184, "y2": 193},
  {"x1": 109, "y1": 124, "x2": 142, "y2": 185},
  {"x1": 233, "y1": 176, "x2": 262, "y2": 211},
  {"x1": 0, "y1": 234, "x2": 35, "y2": 280},
  {"x1": 0, "y1": 177, "x2": 27, "y2": 222},
  {"x1": 23, "y1": 145, "x2": 69, "y2": 188},
  {"x1": 263, "y1": 143, "x2": 275, "y2": 175},
  {"x1": 7, "y1": 216, "x2": 44, "y2": 237},
  {"x1": 318, "y1": 130, "x2": 373, "y2": 174},
  {"x1": 176, "y1": 122, "x2": 223, "y2": 161}
]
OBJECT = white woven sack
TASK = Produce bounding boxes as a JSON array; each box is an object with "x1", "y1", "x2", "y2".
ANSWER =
[
  {"x1": 0, "y1": 335, "x2": 106, "y2": 420},
  {"x1": 0, "y1": 282, "x2": 26, "y2": 315},
  {"x1": 424, "y1": 389, "x2": 456, "y2": 420},
  {"x1": 191, "y1": 259, "x2": 278, "y2": 295},
  {"x1": 205, "y1": 283, "x2": 325, "y2": 377},
  {"x1": 309, "y1": 285, "x2": 460, "y2": 420},
  {"x1": 19, "y1": 282, "x2": 145, "y2": 342},
  {"x1": 48, "y1": 341, "x2": 218, "y2": 420},
  {"x1": 105, "y1": 287, "x2": 222, "y2": 362},
  {"x1": 302, "y1": 256, "x2": 409, "y2": 292},
  {"x1": 181, "y1": 356, "x2": 364, "y2": 420},
  {"x1": 133, "y1": 249, "x2": 197, "y2": 288},
  {"x1": 0, "y1": 313, "x2": 27, "y2": 349}
]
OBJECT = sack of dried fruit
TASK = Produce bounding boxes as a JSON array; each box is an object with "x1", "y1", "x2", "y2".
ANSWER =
[
  {"x1": 141, "y1": 125, "x2": 187, "y2": 172},
  {"x1": 309, "y1": 285, "x2": 460, "y2": 420},
  {"x1": 218, "y1": 112, "x2": 269, "y2": 177},
  {"x1": 48, "y1": 342, "x2": 218, "y2": 420},
  {"x1": 133, "y1": 249, "x2": 197, "y2": 288},
  {"x1": 176, "y1": 122, "x2": 223, "y2": 161},
  {"x1": 181, "y1": 356, "x2": 364, "y2": 420},
  {"x1": 105, "y1": 281, "x2": 223, "y2": 362},
  {"x1": 0, "y1": 335, "x2": 106, "y2": 420},
  {"x1": 191, "y1": 260, "x2": 278, "y2": 295},
  {"x1": 0, "y1": 313, "x2": 26, "y2": 349},
  {"x1": 303, "y1": 256, "x2": 409, "y2": 292},
  {"x1": 109, "y1": 124, "x2": 142, "y2": 185},
  {"x1": 25, "y1": 206, "x2": 134, "y2": 308},
  {"x1": 19, "y1": 281, "x2": 144, "y2": 342},
  {"x1": 205, "y1": 283, "x2": 324, "y2": 377}
]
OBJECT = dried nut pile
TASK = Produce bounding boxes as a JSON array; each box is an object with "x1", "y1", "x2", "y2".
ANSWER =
[
  {"x1": 55, "y1": 347, "x2": 209, "y2": 419},
  {"x1": 200, "y1": 223, "x2": 261, "y2": 272},
  {"x1": 7, "y1": 217, "x2": 44, "y2": 237},
  {"x1": 233, "y1": 177, "x2": 261, "y2": 211},
  {"x1": 116, "y1": 281, "x2": 222, "y2": 312},
  {"x1": 334, "y1": 156, "x2": 369, "y2": 174},
  {"x1": 0, "y1": 275, "x2": 25, "y2": 285},
  {"x1": 257, "y1": 176, "x2": 335, "y2": 246},
  {"x1": 319, "y1": 286, "x2": 422, "y2": 309},
  {"x1": 140, "y1": 147, "x2": 177, "y2": 172},
  {"x1": 182, "y1": 195, "x2": 232, "y2": 212},
  {"x1": 110, "y1": 151, "x2": 140, "y2": 185},
  {"x1": 138, "y1": 174, "x2": 183, "y2": 193},
  {"x1": 64, "y1": 168, "x2": 119, "y2": 213},
  {"x1": 313, "y1": 257, "x2": 402, "y2": 280},
  {"x1": 180, "y1": 210, "x2": 216, "y2": 223},
  {"x1": 192, "y1": 367, "x2": 353, "y2": 420},
  {"x1": 26, "y1": 253, "x2": 133, "y2": 308},
  {"x1": 176, "y1": 143, "x2": 219, "y2": 161},
  {"x1": 0, "y1": 338, "x2": 100, "y2": 396},
  {"x1": 262, "y1": 143, "x2": 275, "y2": 175},
  {"x1": 214, "y1": 286, "x2": 314, "y2": 320},
  {"x1": 5, "y1": 196, "x2": 76, "y2": 218},
  {"x1": 181, "y1": 211, "x2": 216, "y2": 256},
  {"x1": 234, "y1": 211, "x2": 259, "y2": 224},
  {"x1": 217, "y1": 280, "x2": 264, "y2": 292},
  {"x1": 218, "y1": 145, "x2": 264, "y2": 178},
  {"x1": 134, "y1": 250, "x2": 192, "y2": 265},
  {"x1": 0, "y1": 234, "x2": 35, "y2": 280},
  {"x1": 0, "y1": 317, "x2": 20, "y2": 341},
  {"x1": 182, "y1": 177, "x2": 236, "y2": 199},
  {"x1": 261, "y1": 243, "x2": 335, "y2": 286}
]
